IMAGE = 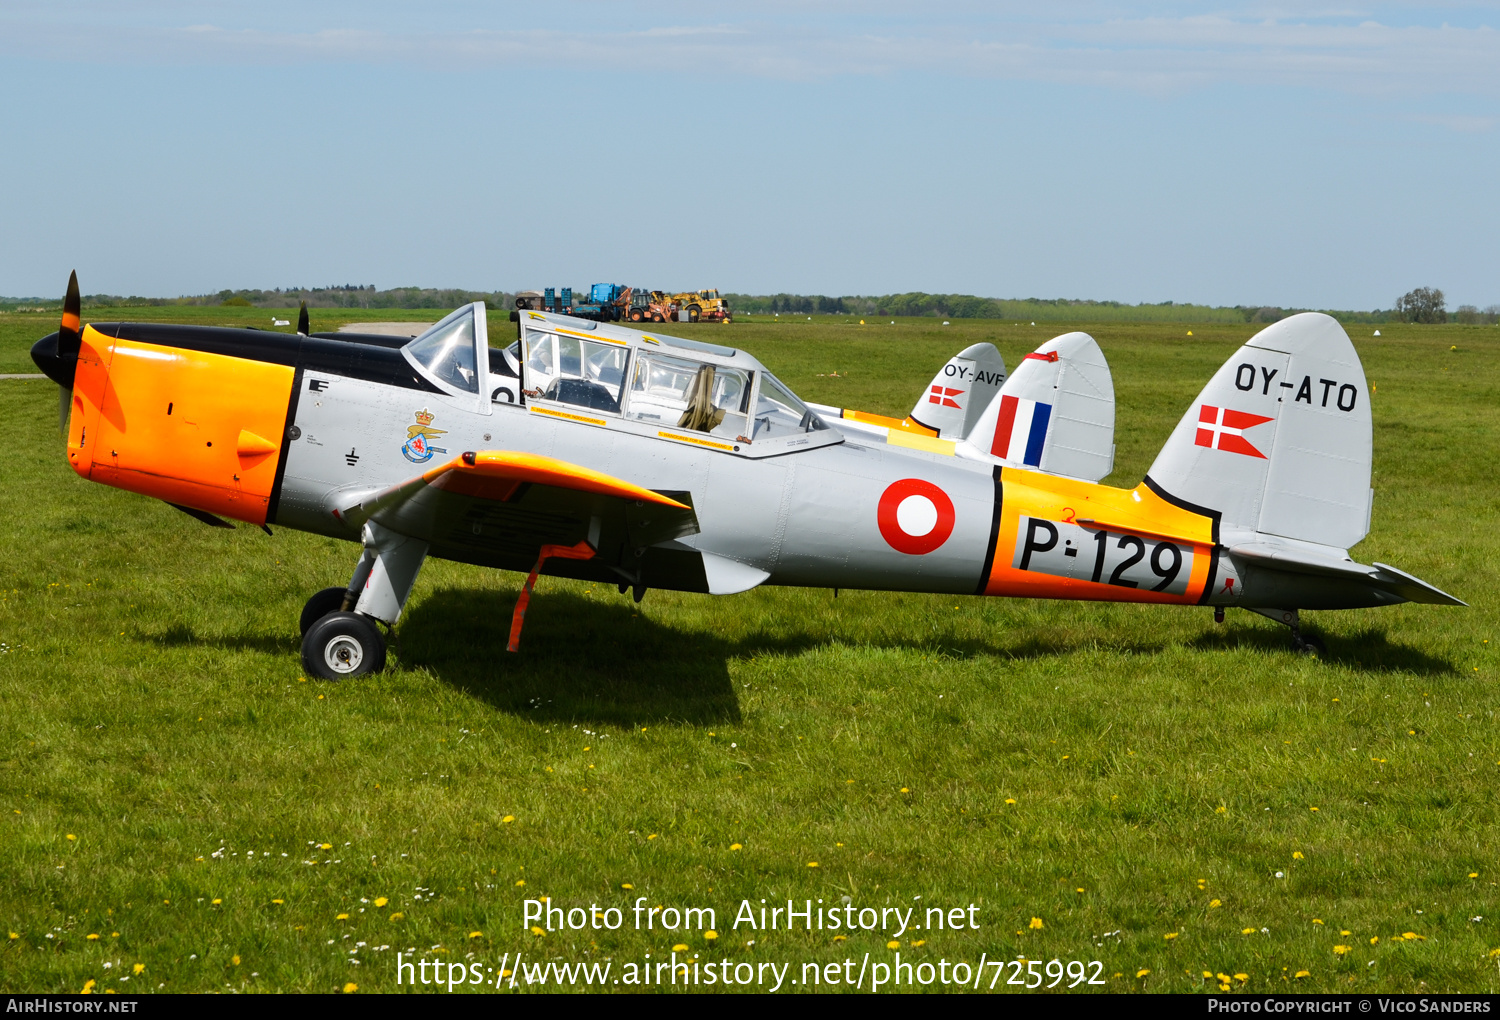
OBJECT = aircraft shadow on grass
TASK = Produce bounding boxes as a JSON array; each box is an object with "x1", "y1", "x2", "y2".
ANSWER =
[
  {"x1": 147, "y1": 623, "x2": 301, "y2": 657},
  {"x1": 1186, "y1": 623, "x2": 1459, "y2": 676}
]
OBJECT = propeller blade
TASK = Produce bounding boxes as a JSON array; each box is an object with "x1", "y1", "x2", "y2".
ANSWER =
[
  {"x1": 297, "y1": 301, "x2": 309, "y2": 336},
  {"x1": 59, "y1": 270, "x2": 82, "y2": 359},
  {"x1": 59, "y1": 382, "x2": 72, "y2": 436}
]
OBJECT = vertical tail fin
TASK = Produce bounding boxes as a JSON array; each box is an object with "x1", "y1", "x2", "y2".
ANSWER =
[
  {"x1": 907, "y1": 343, "x2": 1007, "y2": 440},
  {"x1": 1145, "y1": 313, "x2": 1371, "y2": 550},
  {"x1": 958, "y1": 332, "x2": 1116, "y2": 482}
]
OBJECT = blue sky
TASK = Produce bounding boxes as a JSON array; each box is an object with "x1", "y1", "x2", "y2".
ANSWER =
[{"x1": 1, "y1": 2, "x2": 1496, "y2": 308}]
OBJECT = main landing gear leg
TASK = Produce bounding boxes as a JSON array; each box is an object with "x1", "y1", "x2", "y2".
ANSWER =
[
  {"x1": 301, "y1": 522, "x2": 429, "y2": 680},
  {"x1": 1247, "y1": 607, "x2": 1326, "y2": 657}
]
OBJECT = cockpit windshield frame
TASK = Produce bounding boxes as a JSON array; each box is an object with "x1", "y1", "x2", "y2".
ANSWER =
[{"x1": 401, "y1": 302, "x2": 491, "y2": 411}]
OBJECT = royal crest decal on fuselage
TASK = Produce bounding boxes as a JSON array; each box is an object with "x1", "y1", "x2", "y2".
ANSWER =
[{"x1": 402, "y1": 408, "x2": 449, "y2": 464}]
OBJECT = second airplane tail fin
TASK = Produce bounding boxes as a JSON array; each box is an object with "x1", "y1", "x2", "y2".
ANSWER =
[{"x1": 958, "y1": 332, "x2": 1115, "y2": 482}]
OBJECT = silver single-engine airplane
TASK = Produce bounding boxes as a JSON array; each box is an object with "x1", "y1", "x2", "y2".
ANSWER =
[{"x1": 31, "y1": 274, "x2": 1461, "y2": 678}]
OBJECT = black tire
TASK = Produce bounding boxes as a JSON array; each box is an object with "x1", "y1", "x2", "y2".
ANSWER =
[
  {"x1": 300, "y1": 587, "x2": 348, "y2": 636},
  {"x1": 688, "y1": 305, "x2": 701, "y2": 322},
  {"x1": 302, "y1": 612, "x2": 386, "y2": 679},
  {"x1": 1296, "y1": 634, "x2": 1327, "y2": 657},
  {"x1": 629, "y1": 310, "x2": 643, "y2": 322},
  {"x1": 651, "y1": 313, "x2": 664, "y2": 323}
]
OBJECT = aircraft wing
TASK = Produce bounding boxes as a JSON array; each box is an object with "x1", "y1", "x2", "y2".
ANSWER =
[{"x1": 333, "y1": 450, "x2": 699, "y2": 568}]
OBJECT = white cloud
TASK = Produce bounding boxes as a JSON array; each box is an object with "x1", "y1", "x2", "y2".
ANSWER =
[{"x1": 1, "y1": 4, "x2": 1497, "y2": 96}]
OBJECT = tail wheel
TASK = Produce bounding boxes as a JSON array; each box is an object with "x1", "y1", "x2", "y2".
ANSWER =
[
  {"x1": 302, "y1": 612, "x2": 386, "y2": 679},
  {"x1": 299, "y1": 586, "x2": 348, "y2": 635},
  {"x1": 1295, "y1": 634, "x2": 1327, "y2": 657}
]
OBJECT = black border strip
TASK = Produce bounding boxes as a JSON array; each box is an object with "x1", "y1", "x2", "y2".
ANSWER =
[
  {"x1": 1198, "y1": 545, "x2": 1221, "y2": 605},
  {"x1": 974, "y1": 465, "x2": 1004, "y2": 596},
  {"x1": 1142, "y1": 473, "x2": 1221, "y2": 546},
  {"x1": 265, "y1": 362, "x2": 304, "y2": 526}
]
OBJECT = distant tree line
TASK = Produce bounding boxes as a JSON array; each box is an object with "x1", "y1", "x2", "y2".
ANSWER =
[
  {"x1": 4, "y1": 284, "x2": 1495, "y2": 324},
  {"x1": 722, "y1": 290, "x2": 1500, "y2": 326}
]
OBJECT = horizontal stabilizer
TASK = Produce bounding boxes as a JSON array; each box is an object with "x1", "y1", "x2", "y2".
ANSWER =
[
  {"x1": 1229, "y1": 541, "x2": 1376, "y2": 581},
  {"x1": 1370, "y1": 562, "x2": 1467, "y2": 606}
]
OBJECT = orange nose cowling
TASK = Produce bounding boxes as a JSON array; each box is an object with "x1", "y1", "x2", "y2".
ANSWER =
[{"x1": 71, "y1": 329, "x2": 295, "y2": 526}]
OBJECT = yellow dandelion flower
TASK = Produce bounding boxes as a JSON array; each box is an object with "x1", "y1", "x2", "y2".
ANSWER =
[
  {"x1": 1371, "y1": 937, "x2": 1380, "y2": 945},
  {"x1": 620, "y1": 883, "x2": 633, "y2": 889},
  {"x1": 1295, "y1": 970, "x2": 1309, "y2": 979},
  {"x1": 232, "y1": 955, "x2": 240, "y2": 966},
  {"x1": 1202, "y1": 971, "x2": 1214, "y2": 978},
  {"x1": 319, "y1": 843, "x2": 332, "y2": 850},
  {"x1": 1242, "y1": 928, "x2": 1256, "y2": 935},
  {"x1": 86, "y1": 933, "x2": 100, "y2": 941},
  {"x1": 673, "y1": 944, "x2": 689, "y2": 952},
  {"x1": 469, "y1": 932, "x2": 483, "y2": 939},
  {"x1": 389, "y1": 912, "x2": 404, "y2": 921},
  {"x1": 1313, "y1": 919, "x2": 1324, "y2": 924},
  {"x1": 530, "y1": 926, "x2": 544, "y2": 936},
  {"x1": 729, "y1": 844, "x2": 742, "y2": 851},
  {"x1": 1235, "y1": 974, "x2": 1248, "y2": 982},
  {"x1": 1029, "y1": 917, "x2": 1044, "y2": 930},
  {"x1": 515, "y1": 880, "x2": 526, "y2": 887},
  {"x1": 1209, "y1": 899, "x2": 1221, "y2": 908},
  {"x1": 833, "y1": 935, "x2": 847, "y2": 942},
  {"x1": 336, "y1": 913, "x2": 349, "y2": 920},
  {"x1": 1470, "y1": 872, "x2": 1479, "y2": 878},
  {"x1": 900, "y1": 788, "x2": 909, "y2": 793},
  {"x1": 1334, "y1": 945, "x2": 1349, "y2": 955},
  {"x1": 272, "y1": 900, "x2": 284, "y2": 905},
  {"x1": 1403, "y1": 932, "x2": 1424, "y2": 941},
  {"x1": 1215, "y1": 806, "x2": 1227, "y2": 814},
  {"x1": 704, "y1": 931, "x2": 718, "y2": 940},
  {"x1": 8, "y1": 933, "x2": 17, "y2": 940},
  {"x1": 66, "y1": 834, "x2": 76, "y2": 841},
  {"x1": 132, "y1": 964, "x2": 144, "y2": 975},
  {"x1": 342, "y1": 982, "x2": 357, "y2": 993},
  {"x1": 1310, "y1": 807, "x2": 1319, "y2": 812},
  {"x1": 647, "y1": 834, "x2": 658, "y2": 840},
  {"x1": 110, "y1": 933, "x2": 118, "y2": 938},
  {"x1": 911, "y1": 940, "x2": 925, "y2": 947},
  {"x1": 887, "y1": 940, "x2": 900, "y2": 949},
  {"x1": 1489, "y1": 948, "x2": 1500, "y2": 958},
  {"x1": 1077, "y1": 888, "x2": 1085, "y2": 893},
  {"x1": 373, "y1": 897, "x2": 387, "y2": 907},
  {"x1": 1217, "y1": 973, "x2": 1232, "y2": 982},
  {"x1": 212, "y1": 899, "x2": 221, "y2": 905},
  {"x1": 1136, "y1": 968, "x2": 1150, "y2": 978},
  {"x1": 807, "y1": 862, "x2": 819, "y2": 868},
  {"x1": 502, "y1": 816, "x2": 515, "y2": 824},
  {"x1": 81, "y1": 980, "x2": 95, "y2": 994},
  {"x1": 1293, "y1": 852, "x2": 1304, "y2": 859},
  {"x1": 1005, "y1": 798, "x2": 1016, "y2": 805}
]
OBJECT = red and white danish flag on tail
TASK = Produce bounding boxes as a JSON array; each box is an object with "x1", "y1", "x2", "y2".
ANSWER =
[
  {"x1": 1195, "y1": 405, "x2": 1274, "y2": 459},
  {"x1": 928, "y1": 385, "x2": 963, "y2": 409}
]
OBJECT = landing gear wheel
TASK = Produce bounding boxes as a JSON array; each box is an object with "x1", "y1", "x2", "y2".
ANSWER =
[
  {"x1": 1295, "y1": 634, "x2": 1327, "y2": 657},
  {"x1": 302, "y1": 612, "x2": 386, "y2": 679},
  {"x1": 300, "y1": 587, "x2": 349, "y2": 636}
]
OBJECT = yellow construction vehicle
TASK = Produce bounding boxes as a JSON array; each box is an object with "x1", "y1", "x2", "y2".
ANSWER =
[{"x1": 668, "y1": 289, "x2": 732, "y2": 323}]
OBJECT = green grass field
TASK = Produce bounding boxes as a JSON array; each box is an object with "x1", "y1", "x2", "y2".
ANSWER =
[{"x1": 1, "y1": 307, "x2": 1496, "y2": 994}]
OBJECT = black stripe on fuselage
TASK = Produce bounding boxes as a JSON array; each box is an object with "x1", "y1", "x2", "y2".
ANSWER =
[
  {"x1": 974, "y1": 464, "x2": 1003, "y2": 596},
  {"x1": 90, "y1": 323, "x2": 444, "y2": 394},
  {"x1": 266, "y1": 364, "x2": 304, "y2": 526},
  {"x1": 1142, "y1": 473, "x2": 1222, "y2": 546}
]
